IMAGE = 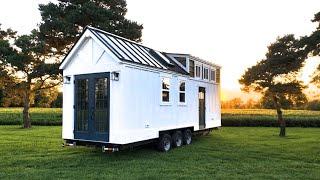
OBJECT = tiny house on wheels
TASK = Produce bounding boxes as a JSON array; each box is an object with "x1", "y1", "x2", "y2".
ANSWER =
[{"x1": 60, "y1": 26, "x2": 221, "y2": 152}]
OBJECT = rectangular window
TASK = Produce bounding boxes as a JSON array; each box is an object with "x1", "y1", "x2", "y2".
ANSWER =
[
  {"x1": 195, "y1": 65, "x2": 201, "y2": 78},
  {"x1": 161, "y1": 78, "x2": 170, "y2": 102},
  {"x1": 210, "y1": 69, "x2": 216, "y2": 82},
  {"x1": 179, "y1": 81, "x2": 186, "y2": 103},
  {"x1": 189, "y1": 60, "x2": 195, "y2": 77},
  {"x1": 203, "y1": 68, "x2": 209, "y2": 80}
]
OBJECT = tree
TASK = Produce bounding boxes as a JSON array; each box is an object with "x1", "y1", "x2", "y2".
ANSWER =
[
  {"x1": 0, "y1": 26, "x2": 61, "y2": 128},
  {"x1": 239, "y1": 35, "x2": 308, "y2": 137},
  {"x1": 38, "y1": 0, "x2": 143, "y2": 57}
]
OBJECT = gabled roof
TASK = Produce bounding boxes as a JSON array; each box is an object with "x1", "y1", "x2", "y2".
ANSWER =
[{"x1": 85, "y1": 26, "x2": 188, "y2": 75}]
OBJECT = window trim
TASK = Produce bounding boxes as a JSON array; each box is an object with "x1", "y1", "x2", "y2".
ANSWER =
[
  {"x1": 178, "y1": 81, "x2": 186, "y2": 105},
  {"x1": 160, "y1": 76, "x2": 171, "y2": 106}
]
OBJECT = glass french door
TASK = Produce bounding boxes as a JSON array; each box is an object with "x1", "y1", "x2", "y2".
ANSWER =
[{"x1": 74, "y1": 72, "x2": 110, "y2": 142}]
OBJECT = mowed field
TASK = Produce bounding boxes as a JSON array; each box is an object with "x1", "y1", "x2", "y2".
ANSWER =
[
  {"x1": 0, "y1": 108, "x2": 62, "y2": 125},
  {"x1": 0, "y1": 126, "x2": 319, "y2": 179},
  {"x1": 222, "y1": 109, "x2": 320, "y2": 127},
  {"x1": 222, "y1": 109, "x2": 320, "y2": 120},
  {"x1": 0, "y1": 108, "x2": 319, "y2": 126}
]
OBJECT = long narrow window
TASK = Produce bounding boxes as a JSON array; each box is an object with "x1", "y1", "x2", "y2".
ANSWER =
[
  {"x1": 203, "y1": 67, "x2": 209, "y2": 80},
  {"x1": 195, "y1": 65, "x2": 201, "y2": 78},
  {"x1": 210, "y1": 69, "x2": 216, "y2": 82},
  {"x1": 179, "y1": 81, "x2": 186, "y2": 103},
  {"x1": 161, "y1": 78, "x2": 170, "y2": 102},
  {"x1": 189, "y1": 60, "x2": 195, "y2": 77}
]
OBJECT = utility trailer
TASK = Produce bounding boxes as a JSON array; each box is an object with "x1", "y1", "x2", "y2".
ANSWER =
[{"x1": 60, "y1": 26, "x2": 221, "y2": 152}]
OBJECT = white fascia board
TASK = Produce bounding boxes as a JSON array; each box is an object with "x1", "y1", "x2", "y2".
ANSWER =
[{"x1": 59, "y1": 29, "x2": 121, "y2": 70}]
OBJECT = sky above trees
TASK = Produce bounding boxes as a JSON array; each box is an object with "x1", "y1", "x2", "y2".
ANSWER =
[{"x1": 0, "y1": 0, "x2": 320, "y2": 100}]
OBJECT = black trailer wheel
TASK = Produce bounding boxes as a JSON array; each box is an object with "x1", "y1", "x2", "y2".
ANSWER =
[
  {"x1": 158, "y1": 133, "x2": 172, "y2": 152},
  {"x1": 183, "y1": 129, "x2": 192, "y2": 145},
  {"x1": 172, "y1": 131, "x2": 183, "y2": 147}
]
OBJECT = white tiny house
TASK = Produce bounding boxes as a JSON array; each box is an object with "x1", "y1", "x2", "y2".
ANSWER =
[{"x1": 60, "y1": 26, "x2": 221, "y2": 152}]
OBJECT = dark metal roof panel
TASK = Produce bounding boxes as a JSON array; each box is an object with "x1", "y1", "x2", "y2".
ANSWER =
[{"x1": 87, "y1": 26, "x2": 188, "y2": 74}]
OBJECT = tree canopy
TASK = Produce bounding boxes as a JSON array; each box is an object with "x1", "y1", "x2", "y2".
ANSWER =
[
  {"x1": 38, "y1": 0, "x2": 143, "y2": 56},
  {"x1": 301, "y1": 12, "x2": 320, "y2": 86}
]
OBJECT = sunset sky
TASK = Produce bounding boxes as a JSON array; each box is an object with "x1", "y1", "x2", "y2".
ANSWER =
[{"x1": 0, "y1": 0, "x2": 319, "y2": 101}]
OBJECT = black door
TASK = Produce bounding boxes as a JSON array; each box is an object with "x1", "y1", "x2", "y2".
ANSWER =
[
  {"x1": 199, "y1": 87, "x2": 206, "y2": 129},
  {"x1": 74, "y1": 72, "x2": 110, "y2": 142}
]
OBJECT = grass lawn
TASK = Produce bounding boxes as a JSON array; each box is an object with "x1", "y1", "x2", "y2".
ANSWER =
[{"x1": 0, "y1": 126, "x2": 319, "y2": 179}]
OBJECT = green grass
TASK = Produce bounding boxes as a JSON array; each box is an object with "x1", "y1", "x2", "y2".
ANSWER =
[{"x1": 0, "y1": 126, "x2": 319, "y2": 179}]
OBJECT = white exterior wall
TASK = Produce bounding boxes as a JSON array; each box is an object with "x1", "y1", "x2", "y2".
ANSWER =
[
  {"x1": 109, "y1": 65, "x2": 221, "y2": 144},
  {"x1": 61, "y1": 36, "x2": 221, "y2": 144}
]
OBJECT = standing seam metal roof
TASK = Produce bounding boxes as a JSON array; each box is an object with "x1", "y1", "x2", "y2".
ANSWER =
[{"x1": 87, "y1": 26, "x2": 189, "y2": 75}]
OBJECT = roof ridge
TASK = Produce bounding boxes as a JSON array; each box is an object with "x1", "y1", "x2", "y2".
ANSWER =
[{"x1": 86, "y1": 26, "x2": 151, "y2": 50}]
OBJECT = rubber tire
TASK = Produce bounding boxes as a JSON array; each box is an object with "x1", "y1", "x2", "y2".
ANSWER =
[
  {"x1": 157, "y1": 133, "x2": 172, "y2": 152},
  {"x1": 183, "y1": 129, "x2": 192, "y2": 145},
  {"x1": 172, "y1": 131, "x2": 183, "y2": 148}
]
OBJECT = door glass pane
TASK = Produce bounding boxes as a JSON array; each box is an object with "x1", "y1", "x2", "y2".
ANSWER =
[
  {"x1": 94, "y1": 78, "x2": 108, "y2": 132},
  {"x1": 76, "y1": 79, "x2": 89, "y2": 131}
]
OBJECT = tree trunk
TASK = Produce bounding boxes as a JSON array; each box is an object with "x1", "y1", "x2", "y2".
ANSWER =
[
  {"x1": 273, "y1": 95, "x2": 286, "y2": 137},
  {"x1": 23, "y1": 90, "x2": 31, "y2": 128}
]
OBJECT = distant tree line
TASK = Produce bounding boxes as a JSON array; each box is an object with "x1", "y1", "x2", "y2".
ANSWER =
[
  {"x1": 222, "y1": 97, "x2": 320, "y2": 111},
  {"x1": 0, "y1": 87, "x2": 62, "y2": 108}
]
